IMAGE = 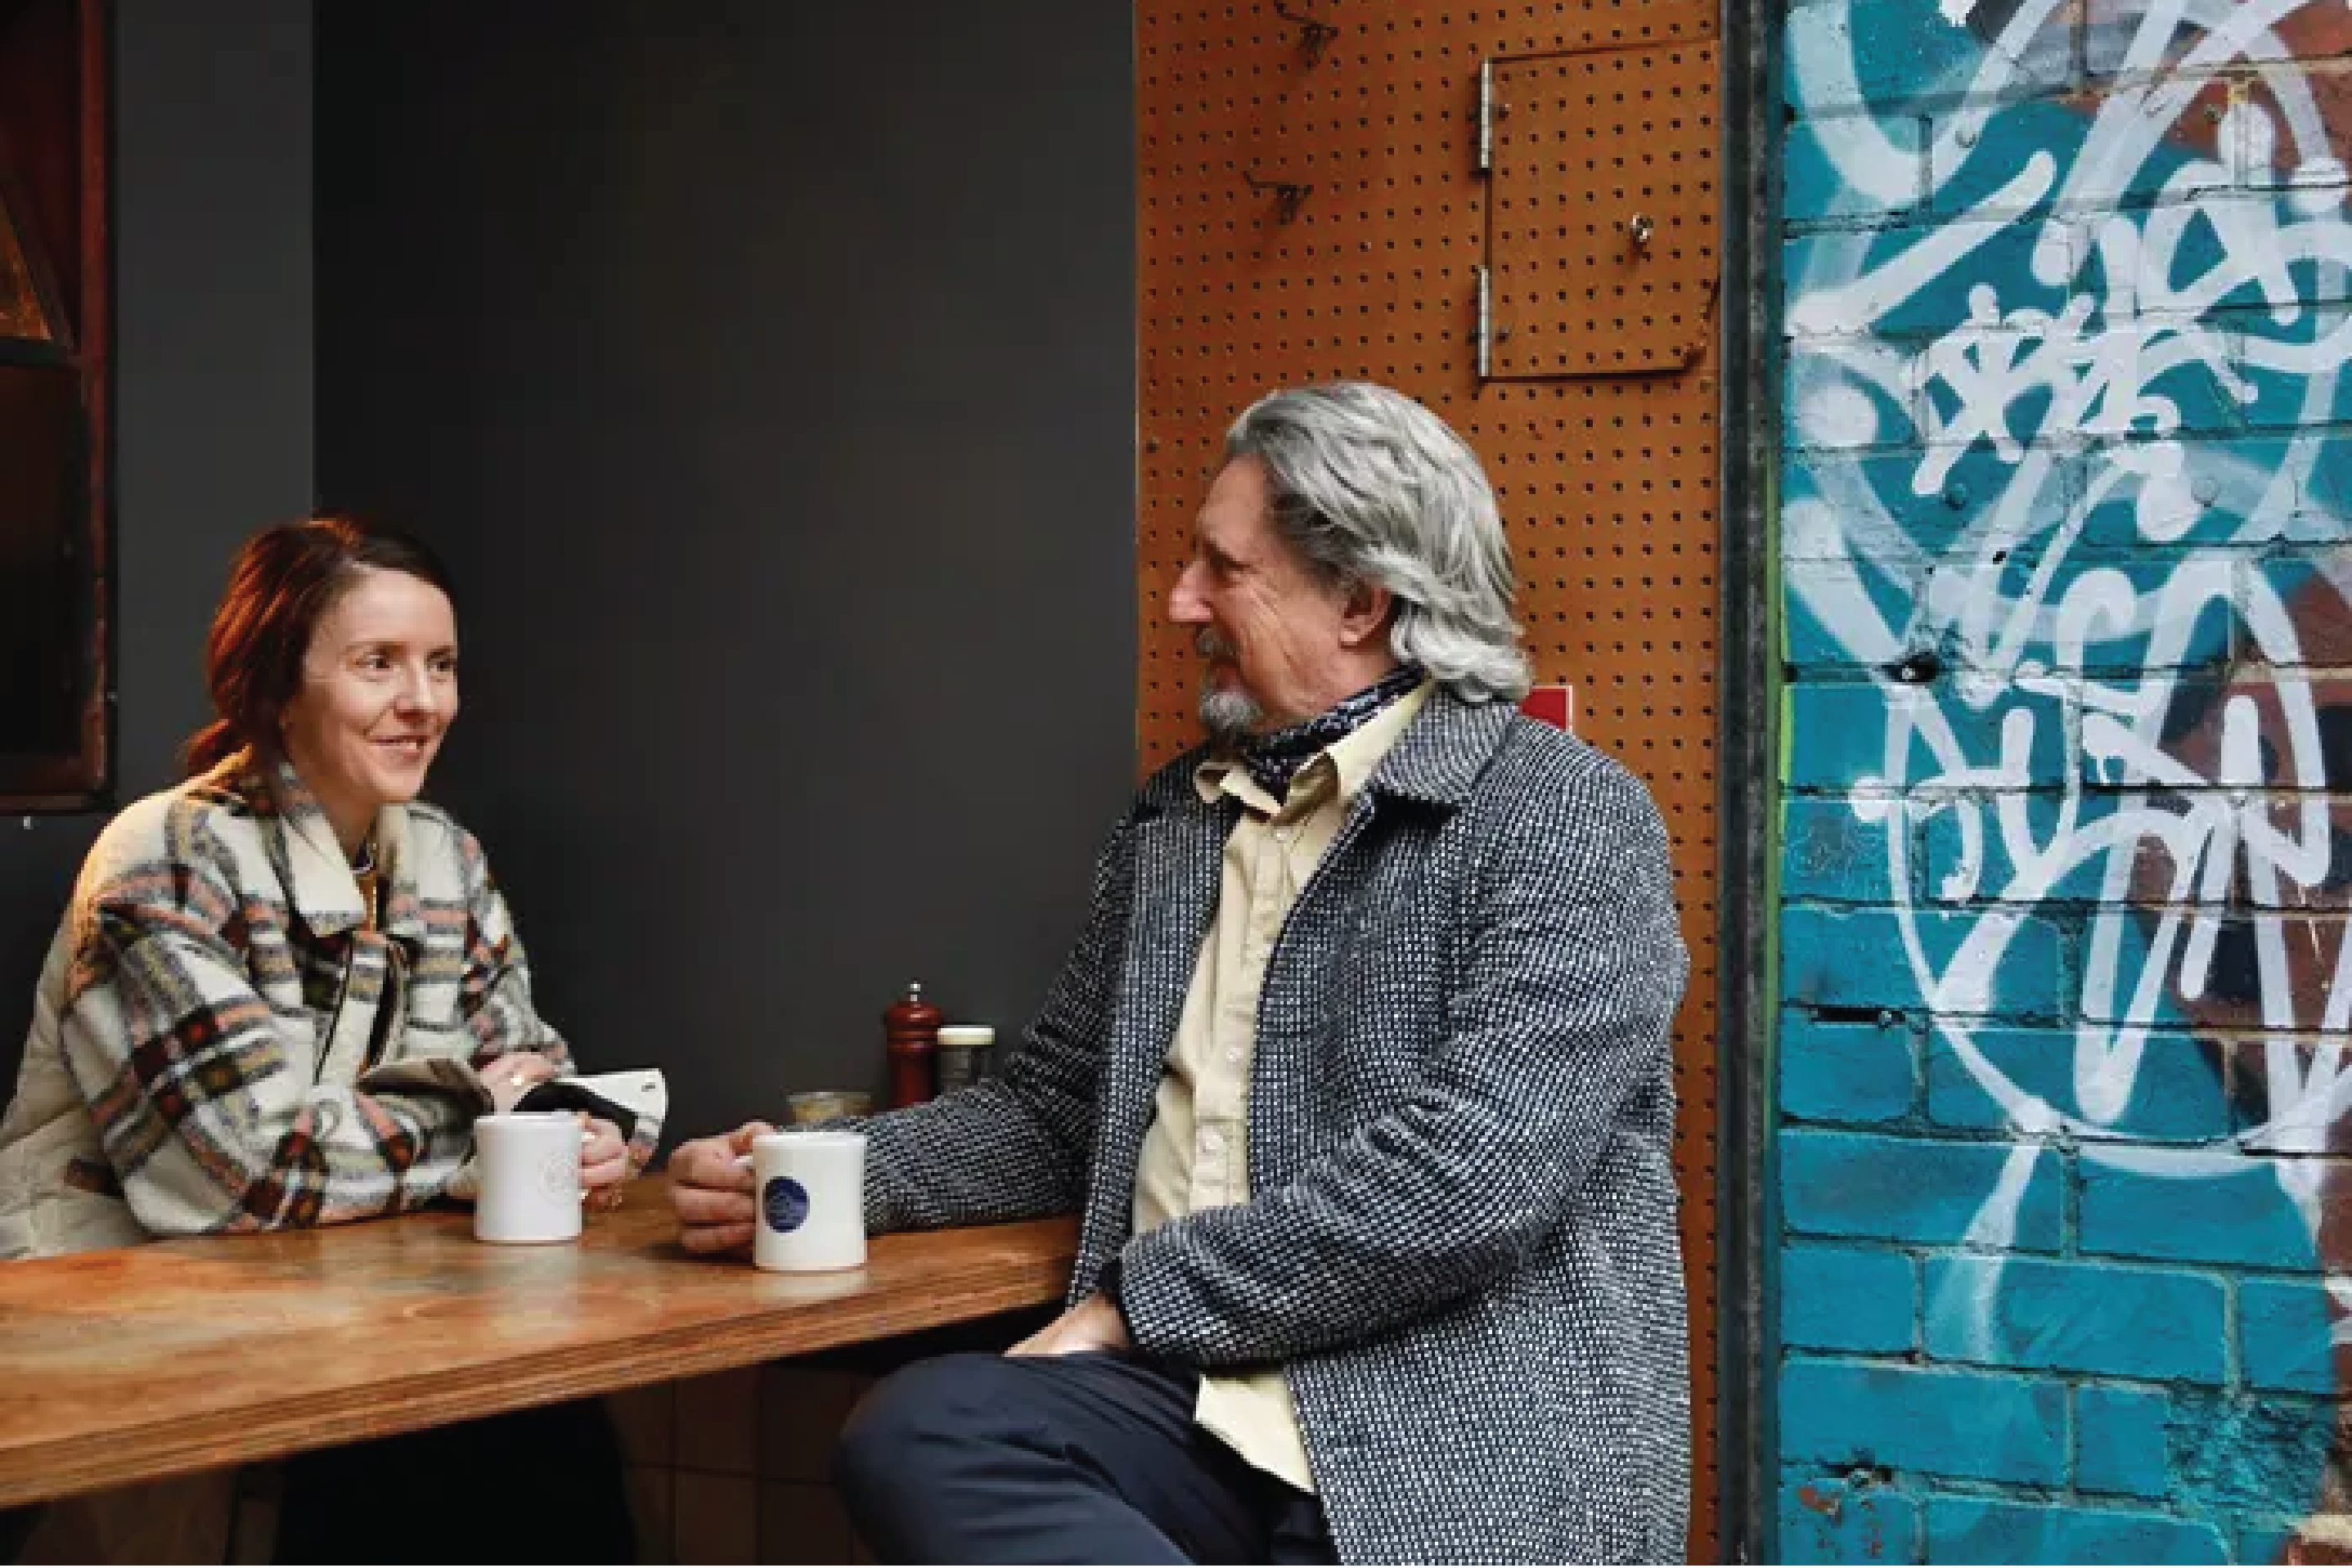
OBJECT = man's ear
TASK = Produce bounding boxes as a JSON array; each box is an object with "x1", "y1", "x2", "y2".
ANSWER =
[{"x1": 1338, "y1": 577, "x2": 1394, "y2": 650}]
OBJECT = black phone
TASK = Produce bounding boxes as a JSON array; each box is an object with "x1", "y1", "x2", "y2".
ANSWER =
[{"x1": 510, "y1": 1079, "x2": 640, "y2": 1143}]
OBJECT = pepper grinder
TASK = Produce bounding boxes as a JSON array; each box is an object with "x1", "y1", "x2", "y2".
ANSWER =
[{"x1": 884, "y1": 979, "x2": 943, "y2": 1108}]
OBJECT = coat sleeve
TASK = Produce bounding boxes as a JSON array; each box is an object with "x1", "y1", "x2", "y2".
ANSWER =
[
  {"x1": 443, "y1": 828, "x2": 573, "y2": 1070},
  {"x1": 858, "y1": 816, "x2": 1133, "y2": 1232},
  {"x1": 57, "y1": 813, "x2": 494, "y2": 1237},
  {"x1": 1112, "y1": 757, "x2": 1688, "y2": 1368},
  {"x1": 431, "y1": 826, "x2": 674, "y2": 1179}
]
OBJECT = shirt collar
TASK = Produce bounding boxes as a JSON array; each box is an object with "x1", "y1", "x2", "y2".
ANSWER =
[
  {"x1": 236, "y1": 749, "x2": 411, "y2": 937},
  {"x1": 1194, "y1": 679, "x2": 1432, "y2": 817}
]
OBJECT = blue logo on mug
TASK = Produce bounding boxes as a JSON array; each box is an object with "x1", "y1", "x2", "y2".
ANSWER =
[{"x1": 763, "y1": 1176, "x2": 811, "y2": 1233}]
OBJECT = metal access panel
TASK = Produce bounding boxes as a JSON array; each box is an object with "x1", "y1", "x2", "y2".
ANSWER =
[
  {"x1": 1485, "y1": 40, "x2": 1720, "y2": 376},
  {"x1": 1136, "y1": 2, "x2": 1725, "y2": 1556}
]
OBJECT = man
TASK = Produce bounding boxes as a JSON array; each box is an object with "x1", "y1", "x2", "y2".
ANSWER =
[{"x1": 669, "y1": 381, "x2": 1689, "y2": 1564}]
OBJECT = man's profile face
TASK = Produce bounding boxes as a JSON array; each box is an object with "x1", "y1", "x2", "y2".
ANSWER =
[{"x1": 1167, "y1": 456, "x2": 1355, "y2": 743}]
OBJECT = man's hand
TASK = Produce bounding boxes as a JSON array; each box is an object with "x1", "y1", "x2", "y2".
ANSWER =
[
  {"x1": 667, "y1": 1121, "x2": 776, "y2": 1256},
  {"x1": 1006, "y1": 1292, "x2": 1132, "y2": 1358}
]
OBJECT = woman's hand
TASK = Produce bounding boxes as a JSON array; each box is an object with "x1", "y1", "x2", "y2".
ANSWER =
[
  {"x1": 581, "y1": 1116, "x2": 630, "y2": 1211},
  {"x1": 484, "y1": 1051, "x2": 558, "y2": 1112},
  {"x1": 668, "y1": 1121, "x2": 776, "y2": 1256}
]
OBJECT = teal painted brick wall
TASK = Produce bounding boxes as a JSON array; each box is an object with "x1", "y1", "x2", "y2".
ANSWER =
[
  {"x1": 1923, "y1": 1256, "x2": 2228, "y2": 1382},
  {"x1": 2075, "y1": 1384, "x2": 2174, "y2": 1500},
  {"x1": 1782, "y1": 1012, "x2": 1917, "y2": 1124},
  {"x1": 1781, "y1": 1359, "x2": 2066, "y2": 1485},
  {"x1": 1927, "y1": 1498, "x2": 2230, "y2": 1564},
  {"x1": 1783, "y1": 1243, "x2": 1917, "y2": 1354},
  {"x1": 2241, "y1": 1280, "x2": 2336, "y2": 1396},
  {"x1": 1783, "y1": 1127, "x2": 2063, "y2": 1248},
  {"x1": 1778, "y1": 1471, "x2": 1919, "y2": 1564},
  {"x1": 1773, "y1": 0, "x2": 2352, "y2": 1557}
]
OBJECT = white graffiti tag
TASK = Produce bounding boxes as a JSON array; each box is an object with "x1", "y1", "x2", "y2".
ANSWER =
[{"x1": 1789, "y1": 0, "x2": 2352, "y2": 1259}]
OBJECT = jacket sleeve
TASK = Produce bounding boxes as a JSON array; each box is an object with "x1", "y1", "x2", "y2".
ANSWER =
[
  {"x1": 438, "y1": 829, "x2": 672, "y2": 1173},
  {"x1": 859, "y1": 817, "x2": 1132, "y2": 1232},
  {"x1": 447, "y1": 832, "x2": 573, "y2": 1072},
  {"x1": 1113, "y1": 759, "x2": 1688, "y2": 1368},
  {"x1": 57, "y1": 817, "x2": 494, "y2": 1237}
]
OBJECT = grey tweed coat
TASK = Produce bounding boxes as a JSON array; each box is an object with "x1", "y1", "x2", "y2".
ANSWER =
[{"x1": 861, "y1": 688, "x2": 1690, "y2": 1565}]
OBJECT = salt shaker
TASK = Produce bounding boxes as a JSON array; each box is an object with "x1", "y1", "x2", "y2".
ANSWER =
[{"x1": 884, "y1": 979, "x2": 943, "y2": 1108}]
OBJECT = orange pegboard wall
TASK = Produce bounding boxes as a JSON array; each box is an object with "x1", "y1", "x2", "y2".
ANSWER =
[{"x1": 1136, "y1": 1, "x2": 1723, "y2": 1557}]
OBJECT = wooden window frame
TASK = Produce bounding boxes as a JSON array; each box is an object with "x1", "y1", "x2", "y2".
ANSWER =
[{"x1": 0, "y1": 0, "x2": 109, "y2": 810}]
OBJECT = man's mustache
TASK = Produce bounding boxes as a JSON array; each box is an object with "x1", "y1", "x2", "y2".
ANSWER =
[{"x1": 1196, "y1": 630, "x2": 1239, "y2": 661}]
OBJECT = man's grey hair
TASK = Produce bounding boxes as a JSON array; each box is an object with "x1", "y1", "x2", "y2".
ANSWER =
[{"x1": 1225, "y1": 382, "x2": 1532, "y2": 703}]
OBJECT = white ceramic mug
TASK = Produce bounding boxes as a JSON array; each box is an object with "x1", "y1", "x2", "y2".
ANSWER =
[
  {"x1": 751, "y1": 1129, "x2": 867, "y2": 1272},
  {"x1": 473, "y1": 1112, "x2": 584, "y2": 1243}
]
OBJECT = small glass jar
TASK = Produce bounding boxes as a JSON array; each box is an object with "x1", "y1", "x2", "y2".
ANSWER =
[
  {"x1": 787, "y1": 1090, "x2": 873, "y2": 1125},
  {"x1": 934, "y1": 1024, "x2": 996, "y2": 1095}
]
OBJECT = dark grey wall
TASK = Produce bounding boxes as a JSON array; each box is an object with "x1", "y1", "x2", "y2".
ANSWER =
[
  {"x1": 0, "y1": 0, "x2": 314, "y2": 1087},
  {"x1": 314, "y1": 5, "x2": 1137, "y2": 1147}
]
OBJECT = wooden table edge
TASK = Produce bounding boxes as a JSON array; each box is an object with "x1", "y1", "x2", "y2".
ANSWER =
[{"x1": 0, "y1": 1220, "x2": 1076, "y2": 1508}]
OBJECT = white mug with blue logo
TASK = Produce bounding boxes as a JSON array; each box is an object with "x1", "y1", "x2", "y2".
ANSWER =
[{"x1": 751, "y1": 1129, "x2": 867, "y2": 1272}]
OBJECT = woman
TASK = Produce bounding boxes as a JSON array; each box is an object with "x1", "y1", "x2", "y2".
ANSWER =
[
  {"x1": 0, "y1": 517, "x2": 654, "y2": 1561},
  {"x1": 0, "y1": 516, "x2": 654, "y2": 1256}
]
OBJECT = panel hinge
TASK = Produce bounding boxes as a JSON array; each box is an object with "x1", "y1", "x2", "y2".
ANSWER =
[{"x1": 1476, "y1": 58, "x2": 1494, "y2": 173}]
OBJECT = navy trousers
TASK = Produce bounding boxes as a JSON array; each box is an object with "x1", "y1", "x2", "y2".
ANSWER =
[{"x1": 834, "y1": 1351, "x2": 1338, "y2": 1565}]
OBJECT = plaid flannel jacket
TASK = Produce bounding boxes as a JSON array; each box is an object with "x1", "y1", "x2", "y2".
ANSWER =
[
  {"x1": 0, "y1": 752, "x2": 643, "y2": 1258},
  {"x1": 859, "y1": 690, "x2": 1692, "y2": 1564}
]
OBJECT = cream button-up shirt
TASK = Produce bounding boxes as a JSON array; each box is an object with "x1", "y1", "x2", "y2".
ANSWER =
[{"x1": 1130, "y1": 679, "x2": 1432, "y2": 1493}]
